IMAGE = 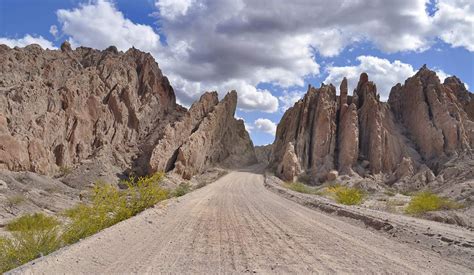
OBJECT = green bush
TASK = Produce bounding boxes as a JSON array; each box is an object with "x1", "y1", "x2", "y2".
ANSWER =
[
  {"x1": 172, "y1": 182, "x2": 192, "y2": 197},
  {"x1": 0, "y1": 213, "x2": 61, "y2": 273},
  {"x1": 125, "y1": 172, "x2": 169, "y2": 215},
  {"x1": 405, "y1": 192, "x2": 463, "y2": 215},
  {"x1": 326, "y1": 185, "x2": 364, "y2": 205},
  {"x1": 63, "y1": 173, "x2": 168, "y2": 244}
]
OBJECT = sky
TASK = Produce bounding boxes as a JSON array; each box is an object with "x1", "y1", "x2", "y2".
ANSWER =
[{"x1": 1, "y1": 0, "x2": 473, "y2": 146}]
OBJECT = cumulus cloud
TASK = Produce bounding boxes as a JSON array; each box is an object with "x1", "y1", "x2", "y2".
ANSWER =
[
  {"x1": 433, "y1": 0, "x2": 474, "y2": 51},
  {"x1": 155, "y1": 0, "x2": 195, "y2": 20},
  {"x1": 151, "y1": 0, "x2": 472, "y2": 110},
  {"x1": 56, "y1": 0, "x2": 161, "y2": 52},
  {"x1": 324, "y1": 56, "x2": 450, "y2": 101},
  {"x1": 254, "y1": 118, "x2": 277, "y2": 135},
  {"x1": 0, "y1": 35, "x2": 56, "y2": 49}
]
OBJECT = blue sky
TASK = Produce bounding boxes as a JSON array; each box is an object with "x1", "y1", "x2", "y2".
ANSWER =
[{"x1": 1, "y1": 0, "x2": 473, "y2": 145}]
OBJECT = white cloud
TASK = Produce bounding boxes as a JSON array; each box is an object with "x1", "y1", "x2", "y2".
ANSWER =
[
  {"x1": 56, "y1": 0, "x2": 161, "y2": 52},
  {"x1": 278, "y1": 90, "x2": 305, "y2": 112},
  {"x1": 155, "y1": 0, "x2": 195, "y2": 20},
  {"x1": 0, "y1": 35, "x2": 56, "y2": 49},
  {"x1": 49, "y1": 25, "x2": 58, "y2": 37},
  {"x1": 254, "y1": 118, "x2": 277, "y2": 135},
  {"x1": 223, "y1": 80, "x2": 278, "y2": 113},
  {"x1": 433, "y1": 0, "x2": 474, "y2": 51},
  {"x1": 324, "y1": 56, "x2": 417, "y2": 101}
]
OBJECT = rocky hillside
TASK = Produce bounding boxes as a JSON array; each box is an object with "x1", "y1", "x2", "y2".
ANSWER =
[
  {"x1": 270, "y1": 66, "x2": 474, "y2": 191},
  {"x1": 0, "y1": 42, "x2": 256, "y2": 186}
]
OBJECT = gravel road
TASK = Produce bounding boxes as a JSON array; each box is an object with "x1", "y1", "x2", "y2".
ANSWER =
[{"x1": 12, "y1": 169, "x2": 473, "y2": 274}]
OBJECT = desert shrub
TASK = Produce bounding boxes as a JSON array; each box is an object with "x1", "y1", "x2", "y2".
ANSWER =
[
  {"x1": 0, "y1": 237, "x2": 18, "y2": 273},
  {"x1": 405, "y1": 192, "x2": 463, "y2": 215},
  {"x1": 326, "y1": 185, "x2": 364, "y2": 205},
  {"x1": 0, "y1": 213, "x2": 61, "y2": 273},
  {"x1": 125, "y1": 172, "x2": 169, "y2": 215},
  {"x1": 172, "y1": 182, "x2": 192, "y2": 197},
  {"x1": 6, "y1": 213, "x2": 60, "y2": 232},
  {"x1": 59, "y1": 166, "x2": 72, "y2": 176},
  {"x1": 284, "y1": 182, "x2": 320, "y2": 195},
  {"x1": 62, "y1": 182, "x2": 132, "y2": 244}
]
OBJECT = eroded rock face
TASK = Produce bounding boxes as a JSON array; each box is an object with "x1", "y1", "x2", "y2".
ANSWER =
[
  {"x1": 0, "y1": 42, "x2": 256, "y2": 181},
  {"x1": 388, "y1": 66, "x2": 474, "y2": 167},
  {"x1": 272, "y1": 84, "x2": 337, "y2": 182},
  {"x1": 150, "y1": 91, "x2": 257, "y2": 179},
  {"x1": 0, "y1": 43, "x2": 182, "y2": 176},
  {"x1": 271, "y1": 66, "x2": 473, "y2": 187}
]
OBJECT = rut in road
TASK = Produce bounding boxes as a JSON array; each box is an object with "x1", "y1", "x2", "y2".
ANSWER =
[{"x1": 11, "y1": 169, "x2": 473, "y2": 274}]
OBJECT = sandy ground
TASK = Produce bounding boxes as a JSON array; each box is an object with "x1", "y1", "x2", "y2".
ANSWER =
[{"x1": 11, "y1": 169, "x2": 474, "y2": 274}]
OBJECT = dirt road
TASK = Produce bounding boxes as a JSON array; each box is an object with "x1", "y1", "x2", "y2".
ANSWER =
[{"x1": 12, "y1": 169, "x2": 473, "y2": 274}]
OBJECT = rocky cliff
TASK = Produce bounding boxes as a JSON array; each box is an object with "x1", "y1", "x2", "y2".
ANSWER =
[
  {"x1": 0, "y1": 42, "x2": 256, "y2": 185},
  {"x1": 270, "y1": 66, "x2": 474, "y2": 189},
  {"x1": 149, "y1": 91, "x2": 257, "y2": 179}
]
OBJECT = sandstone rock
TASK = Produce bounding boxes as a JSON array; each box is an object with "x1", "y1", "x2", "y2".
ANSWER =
[
  {"x1": 60, "y1": 41, "x2": 72, "y2": 52},
  {"x1": 326, "y1": 170, "x2": 338, "y2": 181},
  {"x1": 276, "y1": 142, "x2": 301, "y2": 182},
  {"x1": 170, "y1": 91, "x2": 257, "y2": 179},
  {"x1": 355, "y1": 73, "x2": 420, "y2": 174},
  {"x1": 388, "y1": 66, "x2": 473, "y2": 166},
  {"x1": 271, "y1": 84, "x2": 337, "y2": 183},
  {"x1": 149, "y1": 92, "x2": 219, "y2": 173},
  {"x1": 444, "y1": 76, "x2": 474, "y2": 120},
  {"x1": 337, "y1": 102, "x2": 358, "y2": 174}
]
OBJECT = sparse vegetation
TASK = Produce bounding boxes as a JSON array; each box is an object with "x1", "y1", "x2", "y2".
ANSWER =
[
  {"x1": 326, "y1": 185, "x2": 364, "y2": 205},
  {"x1": 0, "y1": 172, "x2": 173, "y2": 273},
  {"x1": 172, "y1": 182, "x2": 192, "y2": 197},
  {"x1": 405, "y1": 191, "x2": 463, "y2": 215},
  {"x1": 0, "y1": 213, "x2": 61, "y2": 273},
  {"x1": 284, "y1": 182, "x2": 320, "y2": 195},
  {"x1": 58, "y1": 166, "x2": 72, "y2": 176}
]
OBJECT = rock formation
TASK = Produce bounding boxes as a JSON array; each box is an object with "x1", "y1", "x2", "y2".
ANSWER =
[
  {"x1": 149, "y1": 91, "x2": 257, "y2": 179},
  {"x1": 270, "y1": 66, "x2": 473, "y2": 187},
  {"x1": 0, "y1": 42, "x2": 256, "y2": 184},
  {"x1": 388, "y1": 66, "x2": 474, "y2": 168}
]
